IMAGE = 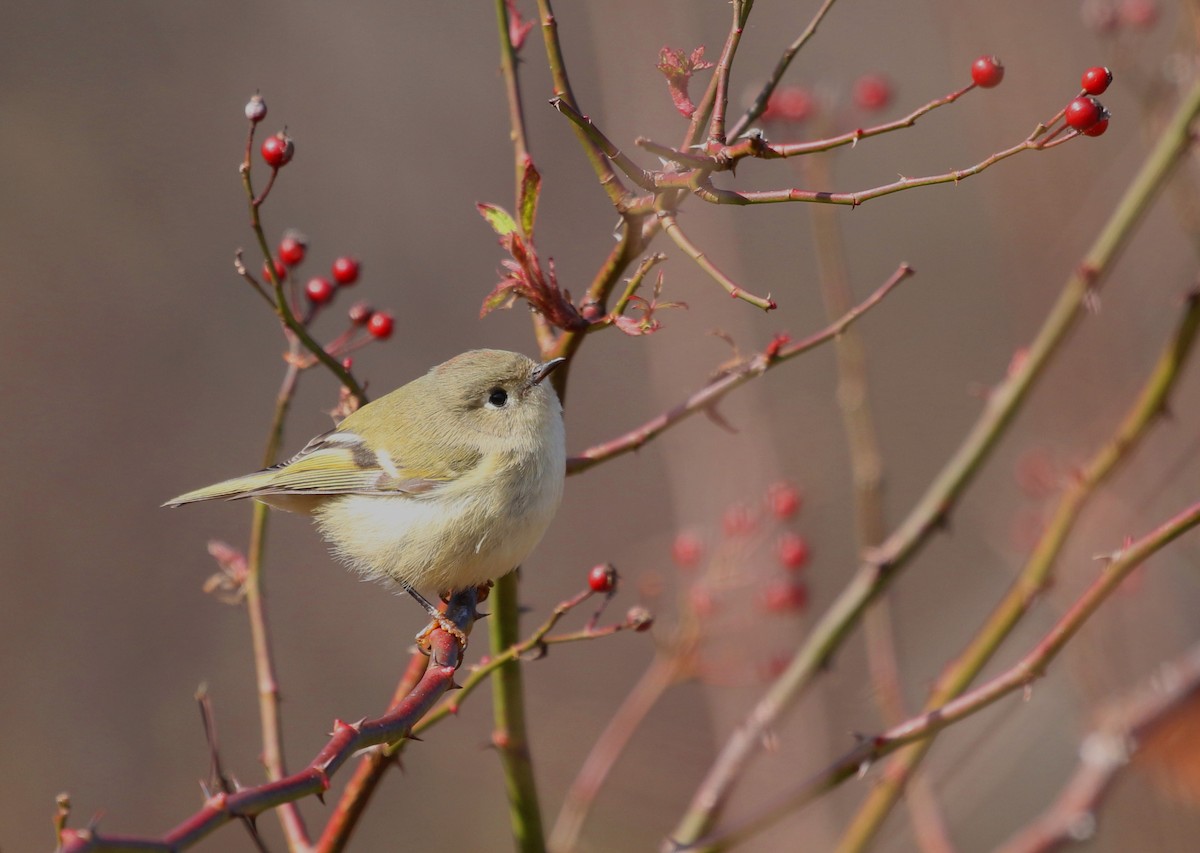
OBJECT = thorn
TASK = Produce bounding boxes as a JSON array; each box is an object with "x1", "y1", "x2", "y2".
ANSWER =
[
  {"x1": 406, "y1": 733, "x2": 424, "y2": 743},
  {"x1": 473, "y1": 609, "x2": 490, "y2": 620},
  {"x1": 449, "y1": 680, "x2": 464, "y2": 691},
  {"x1": 316, "y1": 792, "x2": 326, "y2": 805},
  {"x1": 857, "y1": 759, "x2": 873, "y2": 779}
]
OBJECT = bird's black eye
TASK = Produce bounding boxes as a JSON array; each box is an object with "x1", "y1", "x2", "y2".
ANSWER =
[{"x1": 487, "y1": 387, "x2": 508, "y2": 408}]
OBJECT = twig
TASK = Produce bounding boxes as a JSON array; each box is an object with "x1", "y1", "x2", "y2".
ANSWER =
[
  {"x1": 315, "y1": 652, "x2": 430, "y2": 852},
  {"x1": 56, "y1": 598, "x2": 477, "y2": 852},
  {"x1": 665, "y1": 75, "x2": 1200, "y2": 850},
  {"x1": 550, "y1": 98, "x2": 656, "y2": 191},
  {"x1": 995, "y1": 642, "x2": 1200, "y2": 853},
  {"x1": 694, "y1": 497, "x2": 1200, "y2": 852},
  {"x1": 694, "y1": 130, "x2": 1072, "y2": 209},
  {"x1": 244, "y1": 342, "x2": 311, "y2": 852},
  {"x1": 706, "y1": 0, "x2": 754, "y2": 147},
  {"x1": 835, "y1": 282, "x2": 1200, "y2": 852},
  {"x1": 533, "y1": 0, "x2": 628, "y2": 208},
  {"x1": 196, "y1": 687, "x2": 271, "y2": 852},
  {"x1": 238, "y1": 148, "x2": 365, "y2": 405},
  {"x1": 726, "y1": 0, "x2": 843, "y2": 141},
  {"x1": 567, "y1": 263, "x2": 913, "y2": 475},
  {"x1": 658, "y1": 211, "x2": 777, "y2": 311}
]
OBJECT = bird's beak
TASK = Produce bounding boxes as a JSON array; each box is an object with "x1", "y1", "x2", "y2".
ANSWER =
[{"x1": 531, "y1": 357, "x2": 567, "y2": 385}]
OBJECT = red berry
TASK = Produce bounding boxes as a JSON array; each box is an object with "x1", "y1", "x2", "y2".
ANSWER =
[
  {"x1": 766, "y1": 482, "x2": 802, "y2": 519},
  {"x1": 262, "y1": 258, "x2": 287, "y2": 283},
  {"x1": 332, "y1": 256, "x2": 361, "y2": 286},
  {"x1": 245, "y1": 94, "x2": 267, "y2": 124},
  {"x1": 588, "y1": 563, "x2": 617, "y2": 593},
  {"x1": 1119, "y1": 0, "x2": 1159, "y2": 28},
  {"x1": 366, "y1": 311, "x2": 394, "y2": 340},
  {"x1": 1083, "y1": 117, "x2": 1110, "y2": 137},
  {"x1": 853, "y1": 74, "x2": 892, "y2": 112},
  {"x1": 260, "y1": 132, "x2": 294, "y2": 168},
  {"x1": 278, "y1": 232, "x2": 307, "y2": 266},
  {"x1": 348, "y1": 301, "x2": 374, "y2": 326},
  {"x1": 1065, "y1": 96, "x2": 1105, "y2": 131},
  {"x1": 970, "y1": 55, "x2": 1005, "y2": 88},
  {"x1": 777, "y1": 533, "x2": 811, "y2": 571},
  {"x1": 305, "y1": 277, "x2": 335, "y2": 305},
  {"x1": 1081, "y1": 66, "x2": 1113, "y2": 96},
  {"x1": 768, "y1": 86, "x2": 815, "y2": 123},
  {"x1": 760, "y1": 580, "x2": 809, "y2": 614},
  {"x1": 671, "y1": 531, "x2": 704, "y2": 569}
]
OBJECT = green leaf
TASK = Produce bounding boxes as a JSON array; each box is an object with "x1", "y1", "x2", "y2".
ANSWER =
[
  {"x1": 517, "y1": 155, "x2": 541, "y2": 240},
  {"x1": 477, "y1": 203, "x2": 519, "y2": 237}
]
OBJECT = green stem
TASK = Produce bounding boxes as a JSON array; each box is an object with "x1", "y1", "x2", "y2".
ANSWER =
[{"x1": 490, "y1": 572, "x2": 547, "y2": 852}]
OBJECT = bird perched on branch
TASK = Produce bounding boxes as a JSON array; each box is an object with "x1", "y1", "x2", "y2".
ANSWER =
[{"x1": 166, "y1": 349, "x2": 567, "y2": 647}]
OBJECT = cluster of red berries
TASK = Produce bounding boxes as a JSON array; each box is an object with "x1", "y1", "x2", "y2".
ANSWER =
[
  {"x1": 671, "y1": 481, "x2": 812, "y2": 618},
  {"x1": 266, "y1": 231, "x2": 394, "y2": 340},
  {"x1": 1064, "y1": 66, "x2": 1113, "y2": 136}
]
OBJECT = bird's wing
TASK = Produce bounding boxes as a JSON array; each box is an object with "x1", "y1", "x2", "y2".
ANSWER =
[{"x1": 164, "y1": 430, "x2": 458, "y2": 506}]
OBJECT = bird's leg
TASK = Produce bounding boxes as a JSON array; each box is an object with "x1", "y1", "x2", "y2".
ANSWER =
[{"x1": 404, "y1": 583, "x2": 469, "y2": 651}]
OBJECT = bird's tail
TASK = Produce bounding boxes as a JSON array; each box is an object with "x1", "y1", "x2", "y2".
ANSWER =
[{"x1": 162, "y1": 471, "x2": 276, "y2": 507}]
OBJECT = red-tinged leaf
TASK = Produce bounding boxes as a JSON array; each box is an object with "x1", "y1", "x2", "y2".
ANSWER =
[
  {"x1": 518, "y1": 155, "x2": 541, "y2": 239},
  {"x1": 477, "y1": 202, "x2": 519, "y2": 237},
  {"x1": 657, "y1": 46, "x2": 715, "y2": 119},
  {"x1": 613, "y1": 315, "x2": 649, "y2": 336},
  {"x1": 656, "y1": 300, "x2": 688, "y2": 311},
  {"x1": 506, "y1": 0, "x2": 534, "y2": 51},
  {"x1": 480, "y1": 282, "x2": 519, "y2": 317}
]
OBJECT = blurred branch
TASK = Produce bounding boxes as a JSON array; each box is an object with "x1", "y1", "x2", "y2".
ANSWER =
[
  {"x1": 56, "y1": 597, "x2": 477, "y2": 853},
  {"x1": 549, "y1": 653, "x2": 683, "y2": 852},
  {"x1": 567, "y1": 262, "x2": 913, "y2": 475},
  {"x1": 696, "y1": 496, "x2": 1200, "y2": 852},
  {"x1": 666, "y1": 75, "x2": 1200, "y2": 850},
  {"x1": 836, "y1": 280, "x2": 1200, "y2": 851},
  {"x1": 196, "y1": 687, "x2": 270, "y2": 852},
  {"x1": 995, "y1": 642, "x2": 1200, "y2": 853},
  {"x1": 805, "y1": 151, "x2": 954, "y2": 853}
]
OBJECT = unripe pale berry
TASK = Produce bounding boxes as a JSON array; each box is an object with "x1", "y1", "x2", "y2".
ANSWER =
[
  {"x1": 245, "y1": 95, "x2": 267, "y2": 124},
  {"x1": 366, "y1": 311, "x2": 394, "y2": 340},
  {"x1": 261, "y1": 132, "x2": 294, "y2": 168},
  {"x1": 1065, "y1": 96, "x2": 1105, "y2": 131},
  {"x1": 278, "y1": 232, "x2": 307, "y2": 266},
  {"x1": 332, "y1": 256, "x2": 361, "y2": 285},
  {"x1": 305, "y1": 277, "x2": 335, "y2": 305},
  {"x1": 588, "y1": 563, "x2": 617, "y2": 593},
  {"x1": 971, "y1": 55, "x2": 1005, "y2": 88},
  {"x1": 1081, "y1": 66, "x2": 1113, "y2": 96},
  {"x1": 348, "y1": 301, "x2": 373, "y2": 326}
]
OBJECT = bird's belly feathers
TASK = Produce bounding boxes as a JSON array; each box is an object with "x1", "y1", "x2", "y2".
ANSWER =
[{"x1": 313, "y1": 470, "x2": 561, "y2": 594}]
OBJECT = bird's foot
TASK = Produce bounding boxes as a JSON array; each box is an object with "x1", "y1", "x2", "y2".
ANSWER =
[{"x1": 415, "y1": 613, "x2": 469, "y2": 653}]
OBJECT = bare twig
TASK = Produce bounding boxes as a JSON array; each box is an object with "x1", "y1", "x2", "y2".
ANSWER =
[
  {"x1": 567, "y1": 263, "x2": 913, "y2": 475},
  {"x1": 57, "y1": 597, "x2": 478, "y2": 853},
  {"x1": 658, "y1": 211, "x2": 777, "y2": 310}
]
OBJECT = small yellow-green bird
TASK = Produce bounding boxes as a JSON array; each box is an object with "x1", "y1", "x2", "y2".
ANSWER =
[{"x1": 165, "y1": 349, "x2": 566, "y2": 646}]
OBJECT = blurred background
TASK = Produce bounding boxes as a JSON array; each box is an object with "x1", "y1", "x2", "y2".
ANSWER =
[{"x1": 3, "y1": 1, "x2": 1200, "y2": 850}]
